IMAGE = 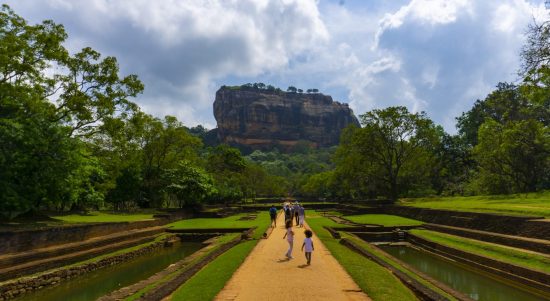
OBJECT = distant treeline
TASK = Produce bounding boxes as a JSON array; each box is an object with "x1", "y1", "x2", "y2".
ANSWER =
[{"x1": 223, "y1": 83, "x2": 320, "y2": 94}]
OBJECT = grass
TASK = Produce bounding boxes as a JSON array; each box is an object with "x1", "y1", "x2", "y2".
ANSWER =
[
  {"x1": 164, "y1": 213, "x2": 272, "y2": 300},
  {"x1": 342, "y1": 233, "x2": 457, "y2": 301},
  {"x1": 306, "y1": 212, "x2": 418, "y2": 301},
  {"x1": 170, "y1": 240, "x2": 257, "y2": 301},
  {"x1": 400, "y1": 192, "x2": 550, "y2": 217},
  {"x1": 344, "y1": 214, "x2": 424, "y2": 226},
  {"x1": 52, "y1": 211, "x2": 157, "y2": 223},
  {"x1": 124, "y1": 233, "x2": 240, "y2": 301},
  {"x1": 410, "y1": 229, "x2": 550, "y2": 274},
  {"x1": 168, "y1": 213, "x2": 270, "y2": 233}
]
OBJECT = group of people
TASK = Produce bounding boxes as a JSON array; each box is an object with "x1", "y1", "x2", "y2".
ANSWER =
[{"x1": 269, "y1": 201, "x2": 314, "y2": 265}]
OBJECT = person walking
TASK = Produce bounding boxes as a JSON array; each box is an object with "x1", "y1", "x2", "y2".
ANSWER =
[
  {"x1": 293, "y1": 202, "x2": 300, "y2": 225},
  {"x1": 282, "y1": 220, "x2": 294, "y2": 259},
  {"x1": 298, "y1": 205, "x2": 305, "y2": 227},
  {"x1": 284, "y1": 204, "x2": 291, "y2": 225},
  {"x1": 302, "y1": 229, "x2": 314, "y2": 265},
  {"x1": 269, "y1": 205, "x2": 278, "y2": 228}
]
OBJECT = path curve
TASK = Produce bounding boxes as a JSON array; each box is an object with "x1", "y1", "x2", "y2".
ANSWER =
[{"x1": 214, "y1": 212, "x2": 370, "y2": 301}]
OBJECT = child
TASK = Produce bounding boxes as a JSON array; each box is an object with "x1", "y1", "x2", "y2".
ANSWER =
[
  {"x1": 301, "y1": 229, "x2": 314, "y2": 265},
  {"x1": 282, "y1": 219, "x2": 294, "y2": 259}
]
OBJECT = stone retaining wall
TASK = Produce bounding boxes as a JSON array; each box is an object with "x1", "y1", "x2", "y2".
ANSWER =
[
  {"x1": 340, "y1": 238, "x2": 466, "y2": 301},
  {"x1": 374, "y1": 206, "x2": 549, "y2": 240},
  {"x1": 423, "y1": 224, "x2": 550, "y2": 254},
  {"x1": 408, "y1": 234, "x2": 550, "y2": 294},
  {"x1": 0, "y1": 237, "x2": 175, "y2": 301},
  {"x1": 0, "y1": 212, "x2": 193, "y2": 254}
]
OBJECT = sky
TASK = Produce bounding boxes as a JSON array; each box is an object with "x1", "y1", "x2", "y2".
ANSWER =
[{"x1": 5, "y1": 0, "x2": 550, "y2": 132}]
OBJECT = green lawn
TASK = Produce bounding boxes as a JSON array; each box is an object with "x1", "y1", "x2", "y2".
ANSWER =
[
  {"x1": 306, "y1": 213, "x2": 418, "y2": 301},
  {"x1": 168, "y1": 213, "x2": 270, "y2": 234},
  {"x1": 400, "y1": 192, "x2": 550, "y2": 217},
  {"x1": 411, "y1": 229, "x2": 550, "y2": 274},
  {"x1": 170, "y1": 240, "x2": 257, "y2": 301},
  {"x1": 344, "y1": 214, "x2": 424, "y2": 227},
  {"x1": 169, "y1": 214, "x2": 271, "y2": 300},
  {"x1": 52, "y1": 211, "x2": 157, "y2": 223}
]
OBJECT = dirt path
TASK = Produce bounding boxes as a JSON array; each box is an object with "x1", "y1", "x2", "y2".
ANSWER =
[{"x1": 214, "y1": 213, "x2": 370, "y2": 301}]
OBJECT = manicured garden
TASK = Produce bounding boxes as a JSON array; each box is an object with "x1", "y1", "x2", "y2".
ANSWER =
[
  {"x1": 344, "y1": 214, "x2": 424, "y2": 227},
  {"x1": 400, "y1": 192, "x2": 550, "y2": 217},
  {"x1": 410, "y1": 229, "x2": 550, "y2": 274}
]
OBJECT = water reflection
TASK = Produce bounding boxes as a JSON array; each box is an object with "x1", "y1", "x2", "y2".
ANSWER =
[
  {"x1": 381, "y1": 245, "x2": 547, "y2": 301},
  {"x1": 15, "y1": 242, "x2": 203, "y2": 301}
]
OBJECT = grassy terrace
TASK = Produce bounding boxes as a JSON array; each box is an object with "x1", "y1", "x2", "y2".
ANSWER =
[
  {"x1": 306, "y1": 212, "x2": 418, "y2": 301},
  {"x1": 52, "y1": 211, "x2": 158, "y2": 223},
  {"x1": 168, "y1": 213, "x2": 270, "y2": 236},
  {"x1": 344, "y1": 214, "x2": 424, "y2": 227},
  {"x1": 411, "y1": 229, "x2": 550, "y2": 274},
  {"x1": 170, "y1": 240, "x2": 257, "y2": 301},
  {"x1": 168, "y1": 213, "x2": 271, "y2": 300},
  {"x1": 400, "y1": 192, "x2": 550, "y2": 217}
]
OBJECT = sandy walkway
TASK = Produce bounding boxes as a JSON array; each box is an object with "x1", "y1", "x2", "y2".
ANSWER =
[{"x1": 214, "y1": 213, "x2": 370, "y2": 301}]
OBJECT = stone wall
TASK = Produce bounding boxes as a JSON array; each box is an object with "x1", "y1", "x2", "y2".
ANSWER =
[
  {"x1": 0, "y1": 212, "x2": 193, "y2": 254},
  {"x1": 376, "y1": 206, "x2": 549, "y2": 240},
  {"x1": 408, "y1": 234, "x2": 550, "y2": 294}
]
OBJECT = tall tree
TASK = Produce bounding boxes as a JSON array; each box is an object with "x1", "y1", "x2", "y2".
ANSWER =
[{"x1": 335, "y1": 107, "x2": 439, "y2": 201}]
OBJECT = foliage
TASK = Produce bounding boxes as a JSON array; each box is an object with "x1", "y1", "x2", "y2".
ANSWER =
[
  {"x1": 163, "y1": 161, "x2": 215, "y2": 207},
  {"x1": 245, "y1": 147, "x2": 335, "y2": 197},
  {"x1": 474, "y1": 119, "x2": 550, "y2": 193},
  {"x1": 332, "y1": 107, "x2": 439, "y2": 201},
  {"x1": 0, "y1": 5, "x2": 133, "y2": 217}
]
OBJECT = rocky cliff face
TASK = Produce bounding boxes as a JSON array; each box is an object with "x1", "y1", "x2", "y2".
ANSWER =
[{"x1": 213, "y1": 86, "x2": 360, "y2": 151}]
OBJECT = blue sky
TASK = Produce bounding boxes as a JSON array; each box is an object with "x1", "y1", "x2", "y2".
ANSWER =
[{"x1": 6, "y1": 0, "x2": 549, "y2": 132}]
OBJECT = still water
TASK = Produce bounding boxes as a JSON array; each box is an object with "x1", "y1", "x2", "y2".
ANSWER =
[
  {"x1": 15, "y1": 242, "x2": 203, "y2": 301},
  {"x1": 381, "y1": 245, "x2": 548, "y2": 301}
]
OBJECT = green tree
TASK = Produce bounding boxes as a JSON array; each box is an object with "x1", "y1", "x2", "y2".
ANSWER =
[
  {"x1": 474, "y1": 119, "x2": 550, "y2": 193},
  {"x1": 334, "y1": 107, "x2": 439, "y2": 201},
  {"x1": 163, "y1": 161, "x2": 215, "y2": 207}
]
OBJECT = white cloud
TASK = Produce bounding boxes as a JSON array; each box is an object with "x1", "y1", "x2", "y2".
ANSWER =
[
  {"x1": 5, "y1": 0, "x2": 550, "y2": 132},
  {"x1": 374, "y1": 0, "x2": 472, "y2": 49}
]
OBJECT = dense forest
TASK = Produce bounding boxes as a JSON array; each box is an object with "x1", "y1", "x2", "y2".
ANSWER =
[{"x1": 1, "y1": 5, "x2": 549, "y2": 219}]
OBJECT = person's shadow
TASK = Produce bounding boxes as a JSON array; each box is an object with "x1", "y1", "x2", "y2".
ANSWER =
[
  {"x1": 298, "y1": 264, "x2": 309, "y2": 268},
  {"x1": 277, "y1": 258, "x2": 291, "y2": 263}
]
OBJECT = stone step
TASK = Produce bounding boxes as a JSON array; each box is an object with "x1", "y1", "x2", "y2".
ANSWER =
[
  {"x1": 0, "y1": 229, "x2": 164, "y2": 282},
  {"x1": 424, "y1": 223, "x2": 550, "y2": 255},
  {"x1": 0, "y1": 226, "x2": 165, "y2": 270}
]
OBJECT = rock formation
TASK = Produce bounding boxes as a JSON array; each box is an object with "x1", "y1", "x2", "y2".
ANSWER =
[{"x1": 213, "y1": 86, "x2": 360, "y2": 151}]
